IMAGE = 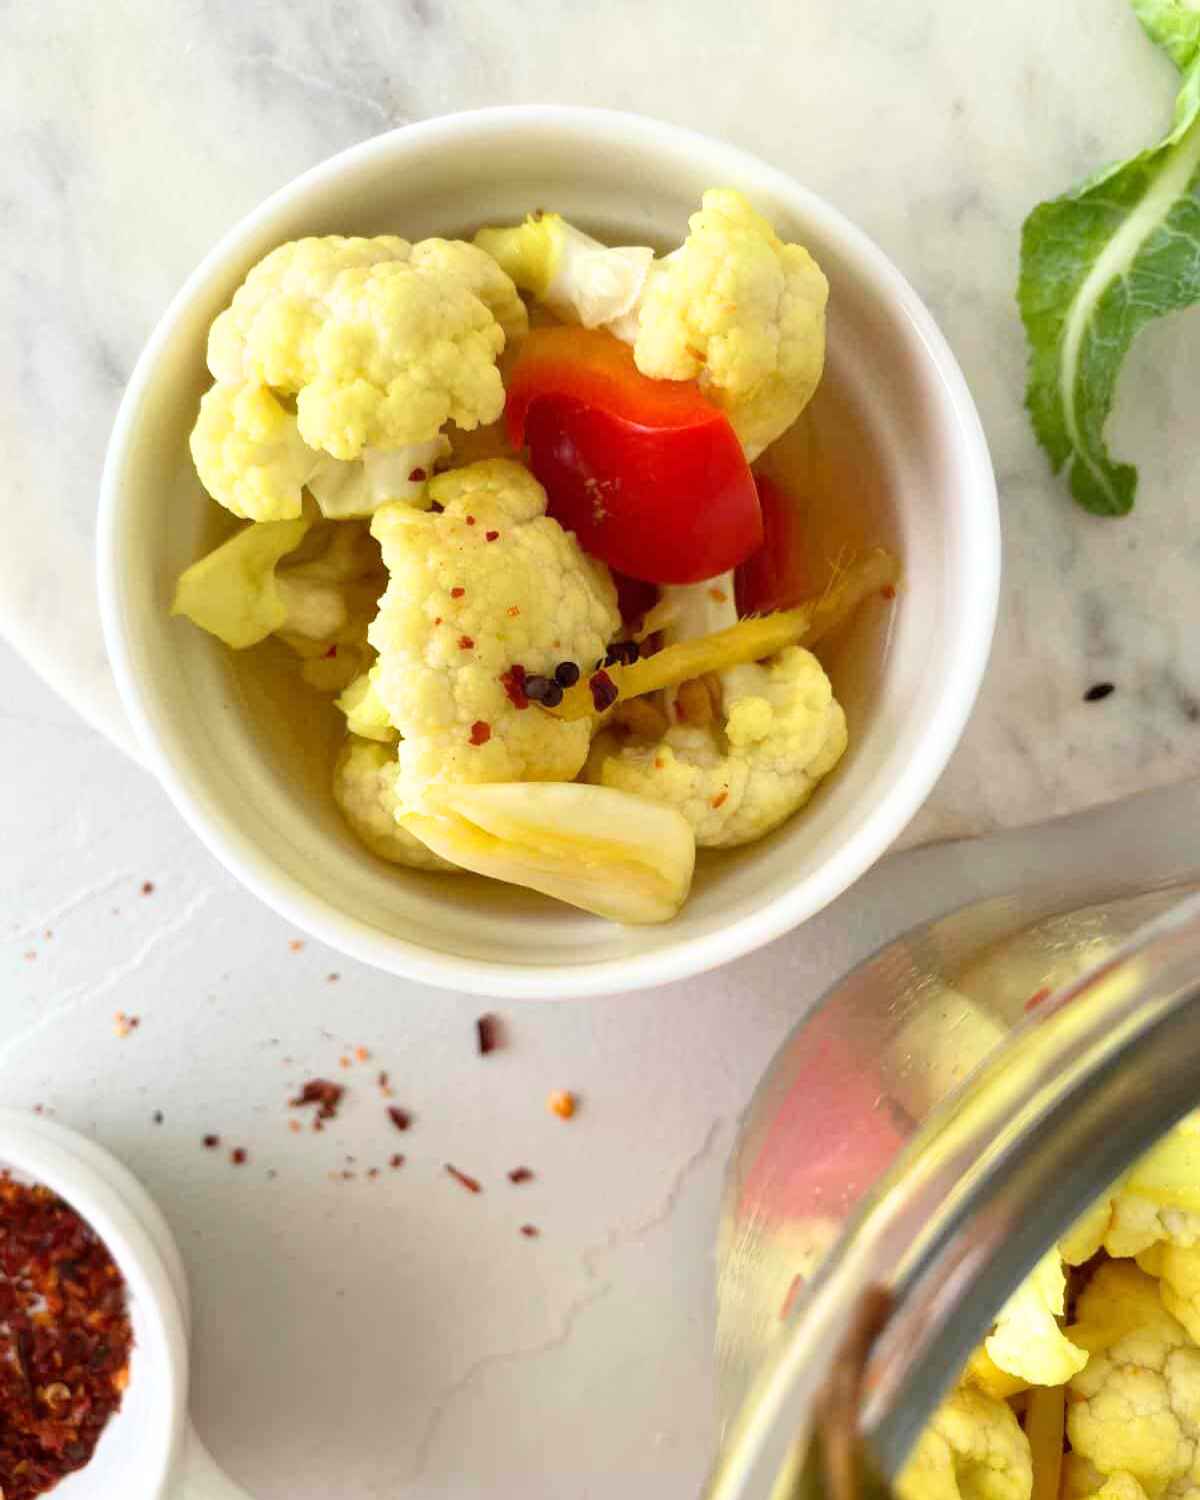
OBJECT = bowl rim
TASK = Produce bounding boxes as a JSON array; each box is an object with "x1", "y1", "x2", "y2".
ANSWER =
[{"x1": 97, "y1": 103, "x2": 999, "y2": 1000}]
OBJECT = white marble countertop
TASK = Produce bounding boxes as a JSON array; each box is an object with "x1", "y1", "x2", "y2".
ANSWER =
[{"x1": 4, "y1": 1, "x2": 1200, "y2": 1494}]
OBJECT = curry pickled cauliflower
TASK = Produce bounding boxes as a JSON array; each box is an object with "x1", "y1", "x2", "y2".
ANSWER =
[
  {"x1": 896, "y1": 1386, "x2": 1032, "y2": 1500},
  {"x1": 368, "y1": 459, "x2": 620, "y2": 799},
  {"x1": 191, "y1": 234, "x2": 527, "y2": 521}
]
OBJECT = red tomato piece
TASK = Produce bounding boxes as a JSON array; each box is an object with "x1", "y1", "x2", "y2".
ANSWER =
[
  {"x1": 506, "y1": 327, "x2": 762, "y2": 586},
  {"x1": 735, "y1": 473, "x2": 810, "y2": 615}
]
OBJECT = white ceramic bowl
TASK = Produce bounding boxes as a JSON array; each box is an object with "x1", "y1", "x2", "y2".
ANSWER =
[
  {"x1": 98, "y1": 106, "x2": 998, "y2": 999},
  {"x1": 0, "y1": 1110, "x2": 250, "y2": 1499}
]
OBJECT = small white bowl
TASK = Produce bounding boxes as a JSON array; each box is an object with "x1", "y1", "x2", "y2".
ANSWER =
[
  {"x1": 0, "y1": 1110, "x2": 250, "y2": 1499},
  {"x1": 98, "y1": 106, "x2": 998, "y2": 999}
]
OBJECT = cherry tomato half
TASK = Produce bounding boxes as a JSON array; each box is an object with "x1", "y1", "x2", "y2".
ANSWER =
[
  {"x1": 506, "y1": 327, "x2": 762, "y2": 586},
  {"x1": 734, "y1": 473, "x2": 810, "y2": 615}
]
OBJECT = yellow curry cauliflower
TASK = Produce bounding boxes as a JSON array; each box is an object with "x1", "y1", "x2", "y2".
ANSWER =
[
  {"x1": 192, "y1": 235, "x2": 527, "y2": 520},
  {"x1": 1064, "y1": 1115, "x2": 1200, "y2": 1265},
  {"x1": 984, "y1": 1247, "x2": 1089, "y2": 1389},
  {"x1": 1066, "y1": 1261, "x2": 1200, "y2": 1497},
  {"x1": 332, "y1": 737, "x2": 456, "y2": 872},
  {"x1": 1064, "y1": 1462, "x2": 1152, "y2": 1500},
  {"x1": 368, "y1": 459, "x2": 620, "y2": 800},
  {"x1": 896, "y1": 1386, "x2": 1033, "y2": 1500}
]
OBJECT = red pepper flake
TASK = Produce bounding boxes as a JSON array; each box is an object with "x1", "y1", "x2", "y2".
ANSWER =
[
  {"x1": 140, "y1": 880, "x2": 155, "y2": 896},
  {"x1": 112, "y1": 1011, "x2": 139, "y2": 1039},
  {"x1": 476, "y1": 1013, "x2": 503, "y2": 1055},
  {"x1": 327, "y1": 973, "x2": 340, "y2": 984},
  {"x1": 500, "y1": 665, "x2": 529, "y2": 710},
  {"x1": 466, "y1": 515, "x2": 476, "y2": 526},
  {"x1": 711, "y1": 790, "x2": 729, "y2": 809},
  {"x1": 0, "y1": 1173, "x2": 134, "y2": 1498},
  {"x1": 881, "y1": 584, "x2": 897, "y2": 601},
  {"x1": 377, "y1": 1070, "x2": 394, "y2": 1099},
  {"x1": 203, "y1": 1134, "x2": 220, "y2": 1149},
  {"x1": 458, "y1": 634, "x2": 475, "y2": 650},
  {"x1": 507, "y1": 605, "x2": 520, "y2": 618},
  {"x1": 323, "y1": 644, "x2": 338, "y2": 659},
  {"x1": 508, "y1": 1167, "x2": 534, "y2": 1184},
  {"x1": 231, "y1": 1148, "x2": 248, "y2": 1167},
  {"x1": 589, "y1": 670, "x2": 618, "y2": 713},
  {"x1": 548, "y1": 1090, "x2": 577, "y2": 1120},
  {"x1": 434, "y1": 616, "x2": 442, "y2": 626},
  {"x1": 519, "y1": 1224, "x2": 540, "y2": 1239},
  {"x1": 653, "y1": 756, "x2": 666, "y2": 770},
  {"x1": 367, "y1": 1167, "x2": 380, "y2": 1180},
  {"x1": 389, "y1": 1154, "x2": 405, "y2": 1170},
  {"x1": 288, "y1": 939, "x2": 305, "y2": 953},
  {"x1": 1024, "y1": 986, "x2": 1053, "y2": 1013},
  {"x1": 387, "y1": 1106, "x2": 412, "y2": 1133},
  {"x1": 485, "y1": 530, "x2": 500, "y2": 542},
  {"x1": 338, "y1": 1055, "x2": 351, "y2": 1070},
  {"x1": 355, "y1": 1046, "x2": 370, "y2": 1064},
  {"x1": 779, "y1": 1273, "x2": 805, "y2": 1321},
  {"x1": 445, "y1": 1164, "x2": 482, "y2": 1194},
  {"x1": 469, "y1": 720, "x2": 491, "y2": 746},
  {"x1": 708, "y1": 587, "x2": 728, "y2": 603},
  {"x1": 409, "y1": 467, "x2": 427, "y2": 483},
  {"x1": 450, "y1": 586, "x2": 465, "y2": 599},
  {"x1": 288, "y1": 1119, "x2": 303, "y2": 1134},
  {"x1": 289, "y1": 1079, "x2": 345, "y2": 1122}
]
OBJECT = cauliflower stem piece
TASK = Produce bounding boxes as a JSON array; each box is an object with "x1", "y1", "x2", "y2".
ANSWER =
[{"x1": 400, "y1": 782, "x2": 695, "y2": 923}]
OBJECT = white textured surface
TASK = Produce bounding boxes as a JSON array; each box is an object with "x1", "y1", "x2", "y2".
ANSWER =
[{"x1": 4, "y1": 1, "x2": 1200, "y2": 1494}]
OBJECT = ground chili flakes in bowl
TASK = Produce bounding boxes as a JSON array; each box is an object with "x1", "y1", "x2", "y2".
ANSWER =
[{"x1": 0, "y1": 1173, "x2": 133, "y2": 1499}]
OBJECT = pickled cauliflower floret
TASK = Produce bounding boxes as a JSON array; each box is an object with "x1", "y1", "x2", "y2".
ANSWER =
[
  {"x1": 333, "y1": 738, "x2": 456, "y2": 872},
  {"x1": 630, "y1": 189, "x2": 828, "y2": 460},
  {"x1": 1066, "y1": 1261, "x2": 1200, "y2": 1496},
  {"x1": 1063, "y1": 1114, "x2": 1200, "y2": 1265},
  {"x1": 984, "y1": 1247, "x2": 1089, "y2": 1388},
  {"x1": 1063, "y1": 1461, "x2": 1152, "y2": 1500},
  {"x1": 475, "y1": 189, "x2": 827, "y2": 461},
  {"x1": 368, "y1": 459, "x2": 620, "y2": 801},
  {"x1": 191, "y1": 234, "x2": 527, "y2": 521},
  {"x1": 587, "y1": 578, "x2": 845, "y2": 847},
  {"x1": 896, "y1": 1386, "x2": 1033, "y2": 1500}
]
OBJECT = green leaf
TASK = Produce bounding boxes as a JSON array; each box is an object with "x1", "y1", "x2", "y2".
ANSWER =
[
  {"x1": 1133, "y1": 0, "x2": 1200, "y2": 72},
  {"x1": 1019, "y1": 56, "x2": 1200, "y2": 515}
]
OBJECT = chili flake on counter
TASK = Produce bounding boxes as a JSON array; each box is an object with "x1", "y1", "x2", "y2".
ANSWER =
[{"x1": 0, "y1": 1174, "x2": 133, "y2": 1499}]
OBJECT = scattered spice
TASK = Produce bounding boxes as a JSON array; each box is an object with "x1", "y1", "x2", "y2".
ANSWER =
[
  {"x1": 24, "y1": 951, "x2": 36, "y2": 962},
  {"x1": 469, "y1": 720, "x2": 492, "y2": 746},
  {"x1": 203, "y1": 1134, "x2": 220, "y2": 1150},
  {"x1": 389, "y1": 1154, "x2": 405, "y2": 1170},
  {"x1": 338, "y1": 1056, "x2": 351, "y2": 1070},
  {"x1": 450, "y1": 586, "x2": 465, "y2": 599},
  {"x1": 708, "y1": 586, "x2": 728, "y2": 603},
  {"x1": 519, "y1": 1224, "x2": 540, "y2": 1239},
  {"x1": 289, "y1": 1079, "x2": 345, "y2": 1123},
  {"x1": 508, "y1": 1167, "x2": 534, "y2": 1185},
  {"x1": 327, "y1": 973, "x2": 340, "y2": 984},
  {"x1": 466, "y1": 515, "x2": 476, "y2": 526},
  {"x1": 288, "y1": 939, "x2": 305, "y2": 953},
  {"x1": 377, "y1": 1071, "x2": 394, "y2": 1098},
  {"x1": 554, "y1": 661, "x2": 581, "y2": 688},
  {"x1": 1084, "y1": 682, "x2": 1115, "y2": 703},
  {"x1": 355, "y1": 1046, "x2": 370, "y2": 1064},
  {"x1": 548, "y1": 1090, "x2": 577, "y2": 1120},
  {"x1": 604, "y1": 639, "x2": 641, "y2": 667},
  {"x1": 0, "y1": 1174, "x2": 134, "y2": 1499},
  {"x1": 500, "y1": 665, "x2": 530, "y2": 709},
  {"x1": 408, "y1": 467, "x2": 426, "y2": 483},
  {"x1": 367, "y1": 1168, "x2": 380, "y2": 1181},
  {"x1": 881, "y1": 583, "x2": 897, "y2": 601},
  {"x1": 323, "y1": 644, "x2": 338, "y2": 659},
  {"x1": 387, "y1": 1107, "x2": 412, "y2": 1133},
  {"x1": 445, "y1": 1165, "x2": 482, "y2": 1194},
  {"x1": 476, "y1": 1014, "x2": 503, "y2": 1056},
  {"x1": 506, "y1": 605, "x2": 520, "y2": 618},
  {"x1": 288, "y1": 1119, "x2": 303, "y2": 1135},
  {"x1": 112, "y1": 1012, "x2": 139, "y2": 1040},
  {"x1": 458, "y1": 635, "x2": 475, "y2": 650},
  {"x1": 485, "y1": 530, "x2": 500, "y2": 542},
  {"x1": 152, "y1": 1111, "x2": 164, "y2": 1126},
  {"x1": 231, "y1": 1148, "x2": 248, "y2": 1167},
  {"x1": 589, "y1": 670, "x2": 618, "y2": 712},
  {"x1": 140, "y1": 880, "x2": 155, "y2": 896},
  {"x1": 711, "y1": 790, "x2": 729, "y2": 810}
]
